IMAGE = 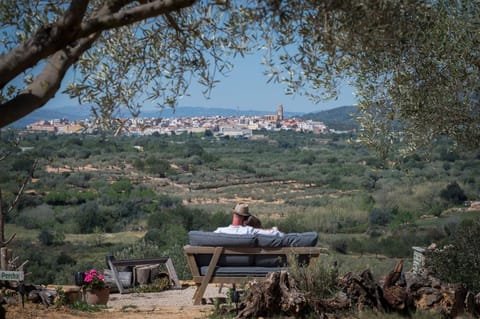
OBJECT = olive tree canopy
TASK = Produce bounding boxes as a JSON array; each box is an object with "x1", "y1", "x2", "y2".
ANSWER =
[{"x1": 1, "y1": 0, "x2": 479, "y2": 154}]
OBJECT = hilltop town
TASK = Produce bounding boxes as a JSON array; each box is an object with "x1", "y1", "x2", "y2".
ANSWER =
[{"x1": 25, "y1": 105, "x2": 330, "y2": 137}]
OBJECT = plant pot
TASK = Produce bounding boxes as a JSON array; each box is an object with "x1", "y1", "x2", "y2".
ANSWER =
[
  {"x1": 84, "y1": 287, "x2": 110, "y2": 305},
  {"x1": 75, "y1": 272, "x2": 85, "y2": 286}
]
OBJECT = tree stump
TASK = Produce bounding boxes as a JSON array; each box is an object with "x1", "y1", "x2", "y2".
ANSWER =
[
  {"x1": 340, "y1": 269, "x2": 385, "y2": 313},
  {"x1": 383, "y1": 259, "x2": 409, "y2": 312},
  {"x1": 236, "y1": 271, "x2": 307, "y2": 319}
]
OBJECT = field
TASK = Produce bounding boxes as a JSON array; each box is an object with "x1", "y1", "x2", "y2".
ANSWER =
[{"x1": 1, "y1": 130, "x2": 479, "y2": 286}]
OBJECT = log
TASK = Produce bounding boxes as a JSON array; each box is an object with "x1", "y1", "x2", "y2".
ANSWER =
[
  {"x1": 134, "y1": 264, "x2": 160, "y2": 285},
  {"x1": 383, "y1": 259, "x2": 409, "y2": 312}
]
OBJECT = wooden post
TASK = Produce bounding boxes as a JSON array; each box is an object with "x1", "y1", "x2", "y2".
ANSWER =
[
  {"x1": 165, "y1": 258, "x2": 181, "y2": 288},
  {"x1": 106, "y1": 255, "x2": 126, "y2": 294},
  {"x1": 6, "y1": 249, "x2": 12, "y2": 270},
  {"x1": 0, "y1": 247, "x2": 7, "y2": 270}
]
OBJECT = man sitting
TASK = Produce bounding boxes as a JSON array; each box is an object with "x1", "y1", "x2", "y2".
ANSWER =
[{"x1": 214, "y1": 203, "x2": 283, "y2": 236}]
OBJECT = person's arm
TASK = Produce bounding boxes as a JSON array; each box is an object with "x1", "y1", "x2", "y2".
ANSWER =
[{"x1": 252, "y1": 227, "x2": 284, "y2": 236}]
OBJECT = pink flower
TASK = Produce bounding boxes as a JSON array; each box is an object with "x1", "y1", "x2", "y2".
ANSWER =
[{"x1": 82, "y1": 269, "x2": 107, "y2": 289}]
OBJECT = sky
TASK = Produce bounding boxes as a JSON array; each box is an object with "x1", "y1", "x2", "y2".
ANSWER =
[
  {"x1": 176, "y1": 54, "x2": 358, "y2": 114},
  {"x1": 46, "y1": 52, "x2": 357, "y2": 114}
]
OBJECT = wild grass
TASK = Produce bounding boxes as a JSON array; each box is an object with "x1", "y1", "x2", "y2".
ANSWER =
[
  {"x1": 5, "y1": 223, "x2": 40, "y2": 240},
  {"x1": 288, "y1": 256, "x2": 339, "y2": 299},
  {"x1": 65, "y1": 231, "x2": 145, "y2": 246},
  {"x1": 322, "y1": 253, "x2": 413, "y2": 281},
  {"x1": 353, "y1": 309, "x2": 444, "y2": 319}
]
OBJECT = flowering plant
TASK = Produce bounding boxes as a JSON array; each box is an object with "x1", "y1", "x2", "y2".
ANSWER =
[{"x1": 83, "y1": 269, "x2": 106, "y2": 290}]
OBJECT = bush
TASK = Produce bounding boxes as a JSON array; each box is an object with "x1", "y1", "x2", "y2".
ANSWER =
[
  {"x1": 426, "y1": 219, "x2": 480, "y2": 292},
  {"x1": 208, "y1": 211, "x2": 231, "y2": 231},
  {"x1": 299, "y1": 152, "x2": 316, "y2": 165},
  {"x1": 74, "y1": 201, "x2": 107, "y2": 234},
  {"x1": 143, "y1": 228, "x2": 164, "y2": 245},
  {"x1": 330, "y1": 239, "x2": 348, "y2": 254},
  {"x1": 15, "y1": 204, "x2": 56, "y2": 229},
  {"x1": 38, "y1": 229, "x2": 52, "y2": 246},
  {"x1": 440, "y1": 181, "x2": 467, "y2": 205},
  {"x1": 147, "y1": 205, "x2": 210, "y2": 232},
  {"x1": 368, "y1": 207, "x2": 394, "y2": 226},
  {"x1": 288, "y1": 256, "x2": 338, "y2": 299},
  {"x1": 145, "y1": 156, "x2": 171, "y2": 177}
]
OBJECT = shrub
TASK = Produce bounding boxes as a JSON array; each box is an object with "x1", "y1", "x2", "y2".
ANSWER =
[
  {"x1": 440, "y1": 181, "x2": 467, "y2": 205},
  {"x1": 299, "y1": 152, "x2": 316, "y2": 165},
  {"x1": 208, "y1": 211, "x2": 231, "y2": 231},
  {"x1": 74, "y1": 201, "x2": 107, "y2": 234},
  {"x1": 110, "y1": 178, "x2": 133, "y2": 195},
  {"x1": 15, "y1": 204, "x2": 55, "y2": 229},
  {"x1": 184, "y1": 143, "x2": 204, "y2": 158},
  {"x1": 276, "y1": 213, "x2": 309, "y2": 233},
  {"x1": 16, "y1": 194, "x2": 44, "y2": 210},
  {"x1": 288, "y1": 256, "x2": 338, "y2": 299},
  {"x1": 145, "y1": 157, "x2": 171, "y2": 177},
  {"x1": 330, "y1": 239, "x2": 348, "y2": 254},
  {"x1": 57, "y1": 252, "x2": 76, "y2": 266},
  {"x1": 426, "y1": 219, "x2": 480, "y2": 292},
  {"x1": 368, "y1": 207, "x2": 393, "y2": 226},
  {"x1": 11, "y1": 157, "x2": 35, "y2": 172},
  {"x1": 44, "y1": 191, "x2": 70, "y2": 205},
  {"x1": 38, "y1": 229, "x2": 55, "y2": 246},
  {"x1": 143, "y1": 228, "x2": 164, "y2": 245}
]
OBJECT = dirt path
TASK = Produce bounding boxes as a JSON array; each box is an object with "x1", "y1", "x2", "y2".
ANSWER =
[{"x1": 6, "y1": 284, "x2": 227, "y2": 319}]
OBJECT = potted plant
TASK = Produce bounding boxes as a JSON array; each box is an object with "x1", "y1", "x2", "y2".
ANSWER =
[{"x1": 82, "y1": 269, "x2": 109, "y2": 305}]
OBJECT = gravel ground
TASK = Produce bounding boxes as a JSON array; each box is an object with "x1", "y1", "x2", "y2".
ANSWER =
[
  {"x1": 107, "y1": 283, "x2": 228, "y2": 311},
  {"x1": 6, "y1": 283, "x2": 229, "y2": 319}
]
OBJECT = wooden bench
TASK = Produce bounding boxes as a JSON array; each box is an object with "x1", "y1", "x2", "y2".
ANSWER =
[
  {"x1": 184, "y1": 245, "x2": 323, "y2": 305},
  {"x1": 105, "y1": 255, "x2": 181, "y2": 294}
]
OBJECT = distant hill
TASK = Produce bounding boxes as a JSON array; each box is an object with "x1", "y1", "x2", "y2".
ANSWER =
[
  {"x1": 8, "y1": 104, "x2": 359, "y2": 131},
  {"x1": 10, "y1": 105, "x2": 92, "y2": 128},
  {"x1": 301, "y1": 105, "x2": 359, "y2": 131}
]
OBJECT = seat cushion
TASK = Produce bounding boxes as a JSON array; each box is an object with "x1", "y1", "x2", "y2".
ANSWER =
[
  {"x1": 195, "y1": 254, "x2": 253, "y2": 267},
  {"x1": 256, "y1": 232, "x2": 318, "y2": 247},
  {"x1": 254, "y1": 255, "x2": 287, "y2": 267},
  {"x1": 188, "y1": 231, "x2": 257, "y2": 247}
]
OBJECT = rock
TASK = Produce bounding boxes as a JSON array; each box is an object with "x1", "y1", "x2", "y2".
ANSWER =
[{"x1": 413, "y1": 283, "x2": 466, "y2": 317}]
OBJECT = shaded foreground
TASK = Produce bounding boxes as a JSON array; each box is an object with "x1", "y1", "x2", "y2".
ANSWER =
[
  {"x1": 3, "y1": 284, "x2": 224, "y2": 319},
  {"x1": 4, "y1": 262, "x2": 480, "y2": 319},
  {"x1": 233, "y1": 261, "x2": 479, "y2": 318}
]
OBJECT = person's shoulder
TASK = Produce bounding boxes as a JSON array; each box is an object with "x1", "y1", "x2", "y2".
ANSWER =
[{"x1": 215, "y1": 225, "x2": 254, "y2": 235}]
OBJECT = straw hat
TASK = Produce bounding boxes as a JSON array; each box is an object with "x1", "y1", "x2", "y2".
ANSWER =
[{"x1": 233, "y1": 203, "x2": 250, "y2": 216}]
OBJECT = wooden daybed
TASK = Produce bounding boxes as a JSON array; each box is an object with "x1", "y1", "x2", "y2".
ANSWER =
[{"x1": 184, "y1": 231, "x2": 324, "y2": 305}]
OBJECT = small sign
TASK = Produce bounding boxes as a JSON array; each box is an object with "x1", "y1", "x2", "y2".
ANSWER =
[{"x1": 0, "y1": 270, "x2": 24, "y2": 281}]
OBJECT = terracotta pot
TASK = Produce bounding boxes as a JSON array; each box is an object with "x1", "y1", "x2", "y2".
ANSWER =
[{"x1": 84, "y1": 287, "x2": 110, "y2": 305}]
